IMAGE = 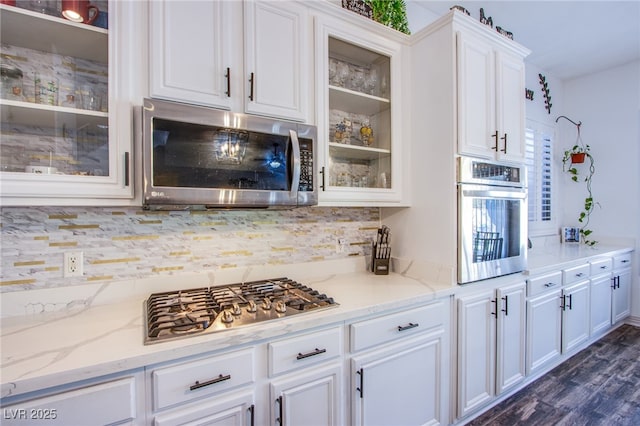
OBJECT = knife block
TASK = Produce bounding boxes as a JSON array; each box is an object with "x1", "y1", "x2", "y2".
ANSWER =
[{"x1": 372, "y1": 257, "x2": 390, "y2": 275}]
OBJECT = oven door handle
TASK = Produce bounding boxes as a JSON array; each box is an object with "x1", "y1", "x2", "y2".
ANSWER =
[
  {"x1": 461, "y1": 188, "x2": 527, "y2": 200},
  {"x1": 289, "y1": 130, "x2": 301, "y2": 202}
]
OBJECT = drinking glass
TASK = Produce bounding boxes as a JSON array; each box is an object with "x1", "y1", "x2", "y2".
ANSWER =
[
  {"x1": 349, "y1": 66, "x2": 365, "y2": 92},
  {"x1": 335, "y1": 60, "x2": 349, "y2": 88},
  {"x1": 364, "y1": 68, "x2": 378, "y2": 95}
]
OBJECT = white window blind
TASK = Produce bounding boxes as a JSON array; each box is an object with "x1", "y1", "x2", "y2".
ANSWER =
[{"x1": 525, "y1": 122, "x2": 554, "y2": 232}]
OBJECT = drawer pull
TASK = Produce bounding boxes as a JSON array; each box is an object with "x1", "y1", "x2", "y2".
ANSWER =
[
  {"x1": 600, "y1": 265, "x2": 608, "y2": 269},
  {"x1": 397, "y1": 322, "x2": 419, "y2": 332},
  {"x1": 575, "y1": 272, "x2": 585, "y2": 277},
  {"x1": 189, "y1": 374, "x2": 231, "y2": 391},
  {"x1": 296, "y1": 348, "x2": 326, "y2": 360},
  {"x1": 621, "y1": 259, "x2": 630, "y2": 263},
  {"x1": 544, "y1": 282, "x2": 557, "y2": 288}
]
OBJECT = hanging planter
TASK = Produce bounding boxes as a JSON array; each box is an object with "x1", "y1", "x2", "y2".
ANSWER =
[
  {"x1": 570, "y1": 152, "x2": 586, "y2": 164},
  {"x1": 557, "y1": 115, "x2": 598, "y2": 246}
]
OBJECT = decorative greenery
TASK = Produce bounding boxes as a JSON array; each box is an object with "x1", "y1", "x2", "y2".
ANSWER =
[
  {"x1": 364, "y1": 0, "x2": 411, "y2": 34},
  {"x1": 559, "y1": 118, "x2": 598, "y2": 246},
  {"x1": 539, "y1": 73, "x2": 552, "y2": 114}
]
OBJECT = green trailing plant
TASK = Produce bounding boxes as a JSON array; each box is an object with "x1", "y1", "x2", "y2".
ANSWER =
[
  {"x1": 364, "y1": 0, "x2": 411, "y2": 34},
  {"x1": 559, "y1": 117, "x2": 598, "y2": 246}
]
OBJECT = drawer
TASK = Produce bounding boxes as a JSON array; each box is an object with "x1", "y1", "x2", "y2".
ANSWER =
[
  {"x1": 562, "y1": 263, "x2": 590, "y2": 285},
  {"x1": 2, "y1": 377, "x2": 137, "y2": 426},
  {"x1": 350, "y1": 301, "x2": 444, "y2": 352},
  {"x1": 152, "y1": 348, "x2": 254, "y2": 410},
  {"x1": 527, "y1": 271, "x2": 562, "y2": 297},
  {"x1": 590, "y1": 258, "x2": 613, "y2": 276},
  {"x1": 613, "y1": 252, "x2": 632, "y2": 269},
  {"x1": 268, "y1": 326, "x2": 342, "y2": 377}
]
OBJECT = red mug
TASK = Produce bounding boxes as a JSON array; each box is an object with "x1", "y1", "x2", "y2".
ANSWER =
[
  {"x1": 61, "y1": 0, "x2": 99, "y2": 24},
  {"x1": 0, "y1": 0, "x2": 17, "y2": 6}
]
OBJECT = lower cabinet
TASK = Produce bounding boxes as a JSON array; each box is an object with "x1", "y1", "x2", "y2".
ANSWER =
[
  {"x1": 457, "y1": 281, "x2": 526, "y2": 418},
  {"x1": 612, "y1": 253, "x2": 633, "y2": 323},
  {"x1": 349, "y1": 300, "x2": 451, "y2": 426},
  {"x1": 0, "y1": 371, "x2": 145, "y2": 426},
  {"x1": 561, "y1": 280, "x2": 590, "y2": 354},
  {"x1": 526, "y1": 285, "x2": 562, "y2": 375},
  {"x1": 152, "y1": 390, "x2": 255, "y2": 426},
  {"x1": 589, "y1": 272, "x2": 613, "y2": 336}
]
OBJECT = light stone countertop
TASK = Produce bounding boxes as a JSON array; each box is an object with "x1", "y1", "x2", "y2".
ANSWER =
[
  {"x1": 1, "y1": 243, "x2": 634, "y2": 401},
  {"x1": 0, "y1": 257, "x2": 456, "y2": 400}
]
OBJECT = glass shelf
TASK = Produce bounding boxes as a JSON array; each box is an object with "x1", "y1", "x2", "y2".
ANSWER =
[{"x1": 1, "y1": 99, "x2": 108, "y2": 128}]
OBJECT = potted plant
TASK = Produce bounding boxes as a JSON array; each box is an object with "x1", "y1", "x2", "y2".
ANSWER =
[{"x1": 559, "y1": 117, "x2": 598, "y2": 246}]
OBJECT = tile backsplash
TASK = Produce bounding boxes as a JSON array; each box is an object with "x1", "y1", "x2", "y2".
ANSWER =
[{"x1": 0, "y1": 206, "x2": 380, "y2": 292}]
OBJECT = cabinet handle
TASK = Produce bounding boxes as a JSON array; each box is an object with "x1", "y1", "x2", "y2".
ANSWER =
[
  {"x1": 320, "y1": 166, "x2": 326, "y2": 191},
  {"x1": 225, "y1": 67, "x2": 231, "y2": 97},
  {"x1": 567, "y1": 294, "x2": 573, "y2": 310},
  {"x1": 296, "y1": 348, "x2": 326, "y2": 360},
  {"x1": 249, "y1": 72, "x2": 255, "y2": 101},
  {"x1": 611, "y1": 276, "x2": 620, "y2": 289},
  {"x1": 575, "y1": 272, "x2": 585, "y2": 277},
  {"x1": 491, "y1": 298, "x2": 498, "y2": 317},
  {"x1": 621, "y1": 259, "x2": 630, "y2": 263},
  {"x1": 500, "y1": 133, "x2": 508, "y2": 153},
  {"x1": 600, "y1": 265, "x2": 608, "y2": 270},
  {"x1": 560, "y1": 294, "x2": 566, "y2": 311},
  {"x1": 276, "y1": 395, "x2": 283, "y2": 425},
  {"x1": 249, "y1": 404, "x2": 255, "y2": 426},
  {"x1": 189, "y1": 374, "x2": 231, "y2": 391},
  {"x1": 501, "y1": 295, "x2": 509, "y2": 316},
  {"x1": 544, "y1": 282, "x2": 557, "y2": 288},
  {"x1": 124, "y1": 152, "x2": 130, "y2": 187},
  {"x1": 356, "y1": 368, "x2": 364, "y2": 398},
  {"x1": 397, "y1": 322, "x2": 419, "y2": 332},
  {"x1": 492, "y1": 131, "x2": 499, "y2": 151}
]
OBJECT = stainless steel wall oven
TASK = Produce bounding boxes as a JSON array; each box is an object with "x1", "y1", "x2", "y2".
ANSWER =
[{"x1": 457, "y1": 157, "x2": 527, "y2": 284}]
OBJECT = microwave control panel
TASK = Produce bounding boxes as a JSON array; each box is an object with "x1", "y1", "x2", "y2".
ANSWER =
[{"x1": 299, "y1": 139, "x2": 314, "y2": 192}]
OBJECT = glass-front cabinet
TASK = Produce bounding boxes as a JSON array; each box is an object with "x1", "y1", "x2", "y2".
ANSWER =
[
  {"x1": 0, "y1": 1, "x2": 136, "y2": 205},
  {"x1": 315, "y1": 13, "x2": 407, "y2": 206}
]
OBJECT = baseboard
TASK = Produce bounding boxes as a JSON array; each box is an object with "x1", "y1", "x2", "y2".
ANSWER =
[{"x1": 625, "y1": 315, "x2": 640, "y2": 327}]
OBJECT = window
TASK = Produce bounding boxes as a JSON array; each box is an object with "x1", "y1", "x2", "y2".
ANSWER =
[{"x1": 525, "y1": 120, "x2": 555, "y2": 235}]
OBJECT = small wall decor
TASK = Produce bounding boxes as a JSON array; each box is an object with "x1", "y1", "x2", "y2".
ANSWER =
[
  {"x1": 539, "y1": 73, "x2": 552, "y2": 114},
  {"x1": 479, "y1": 8, "x2": 493, "y2": 27},
  {"x1": 525, "y1": 88, "x2": 534, "y2": 101},
  {"x1": 341, "y1": 0, "x2": 373, "y2": 19},
  {"x1": 450, "y1": 5, "x2": 470, "y2": 16},
  {"x1": 561, "y1": 226, "x2": 581, "y2": 244},
  {"x1": 496, "y1": 26, "x2": 513, "y2": 40}
]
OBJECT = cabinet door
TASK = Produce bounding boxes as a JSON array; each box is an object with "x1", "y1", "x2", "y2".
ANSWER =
[
  {"x1": 153, "y1": 390, "x2": 255, "y2": 426},
  {"x1": 561, "y1": 281, "x2": 590, "y2": 353},
  {"x1": 351, "y1": 332, "x2": 444, "y2": 426},
  {"x1": 457, "y1": 291, "x2": 495, "y2": 418},
  {"x1": 456, "y1": 31, "x2": 496, "y2": 159},
  {"x1": 612, "y1": 269, "x2": 632, "y2": 323},
  {"x1": 496, "y1": 282, "x2": 526, "y2": 395},
  {"x1": 149, "y1": 0, "x2": 235, "y2": 109},
  {"x1": 270, "y1": 364, "x2": 341, "y2": 426},
  {"x1": 526, "y1": 289, "x2": 562, "y2": 375},
  {"x1": 495, "y1": 50, "x2": 526, "y2": 162},
  {"x1": 244, "y1": 0, "x2": 309, "y2": 122},
  {"x1": 0, "y1": 1, "x2": 136, "y2": 203},
  {"x1": 590, "y1": 274, "x2": 613, "y2": 336}
]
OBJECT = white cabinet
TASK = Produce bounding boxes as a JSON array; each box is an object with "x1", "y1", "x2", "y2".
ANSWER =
[
  {"x1": 349, "y1": 301, "x2": 450, "y2": 426},
  {"x1": 589, "y1": 258, "x2": 613, "y2": 336},
  {"x1": 0, "y1": 1, "x2": 139, "y2": 205},
  {"x1": 611, "y1": 252, "x2": 633, "y2": 323},
  {"x1": 268, "y1": 326, "x2": 343, "y2": 426},
  {"x1": 457, "y1": 281, "x2": 526, "y2": 418},
  {"x1": 560, "y1": 280, "x2": 590, "y2": 353},
  {"x1": 153, "y1": 390, "x2": 255, "y2": 426},
  {"x1": 149, "y1": 0, "x2": 310, "y2": 123},
  {"x1": 526, "y1": 286, "x2": 562, "y2": 376},
  {"x1": 456, "y1": 14, "x2": 528, "y2": 162},
  {"x1": 314, "y1": 12, "x2": 407, "y2": 206},
  {"x1": 1, "y1": 371, "x2": 145, "y2": 426}
]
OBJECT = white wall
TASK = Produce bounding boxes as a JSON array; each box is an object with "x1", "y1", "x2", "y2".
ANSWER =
[{"x1": 561, "y1": 60, "x2": 640, "y2": 318}]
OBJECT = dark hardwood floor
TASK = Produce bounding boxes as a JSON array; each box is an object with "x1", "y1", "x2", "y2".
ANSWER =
[{"x1": 467, "y1": 324, "x2": 640, "y2": 426}]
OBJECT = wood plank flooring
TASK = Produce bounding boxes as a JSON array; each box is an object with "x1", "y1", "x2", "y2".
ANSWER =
[{"x1": 467, "y1": 324, "x2": 640, "y2": 426}]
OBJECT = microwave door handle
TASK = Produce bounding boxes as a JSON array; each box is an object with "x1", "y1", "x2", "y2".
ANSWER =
[{"x1": 289, "y1": 130, "x2": 301, "y2": 200}]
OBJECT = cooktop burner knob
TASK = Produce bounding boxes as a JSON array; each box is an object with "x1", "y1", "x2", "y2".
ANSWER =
[
  {"x1": 231, "y1": 303, "x2": 242, "y2": 316},
  {"x1": 221, "y1": 310, "x2": 234, "y2": 324},
  {"x1": 247, "y1": 300, "x2": 257, "y2": 313},
  {"x1": 275, "y1": 300, "x2": 287, "y2": 313},
  {"x1": 262, "y1": 297, "x2": 272, "y2": 310}
]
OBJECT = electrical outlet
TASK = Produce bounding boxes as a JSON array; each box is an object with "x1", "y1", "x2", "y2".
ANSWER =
[
  {"x1": 64, "y1": 251, "x2": 83, "y2": 277},
  {"x1": 336, "y1": 238, "x2": 346, "y2": 253}
]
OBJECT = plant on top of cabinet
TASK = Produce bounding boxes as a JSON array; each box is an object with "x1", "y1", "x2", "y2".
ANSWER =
[
  {"x1": 365, "y1": 0, "x2": 410, "y2": 34},
  {"x1": 557, "y1": 115, "x2": 598, "y2": 246}
]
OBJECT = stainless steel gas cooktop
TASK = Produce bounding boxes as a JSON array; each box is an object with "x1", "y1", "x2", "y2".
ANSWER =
[{"x1": 144, "y1": 277, "x2": 337, "y2": 344}]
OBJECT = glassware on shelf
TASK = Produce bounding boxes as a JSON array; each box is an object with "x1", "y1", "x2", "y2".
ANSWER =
[
  {"x1": 1, "y1": 64, "x2": 24, "y2": 100},
  {"x1": 360, "y1": 121, "x2": 373, "y2": 146},
  {"x1": 349, "y1": 65, "x2": 365, "y2": 92},
  {"x1": 34, "y1": 72, "x2": 58, "y2": 106},
  {"x1": 79, "y1": 85, "x2": 101, "y2": 111},
  {"x1": 61, "y1": 93, "x2": 76, "y2": 108},
  {"x1": 328, "y1": 58, "x2": 338, "y2": 85},
  {"x1": 335, "y1": 60, "x2": 349, "y2": 88},
  {"x1": 364, "y1": 68, "x2": 377, "y2": 96}
]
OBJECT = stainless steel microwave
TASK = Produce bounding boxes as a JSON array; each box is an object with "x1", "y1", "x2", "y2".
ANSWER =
[{"x1": 141, "y1": 98, "x2": 317, "y2": 209}]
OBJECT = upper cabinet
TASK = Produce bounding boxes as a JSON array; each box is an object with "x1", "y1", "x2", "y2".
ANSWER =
[
  {"x1": 149, "y1": 0, "x2": 310, "y2": 123},
  {"x1": 0, "y1": 1, "x2": 140, "y2": 205},
  {"x1": 457, "y1": 28, "x2": 528, "y2": 162},
  {"x1": 314, "y1": 11, "x2": 409, "y2": 206},
  {"x1": 452, "y1": 13, "x2": 530, "y2": 163}
]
